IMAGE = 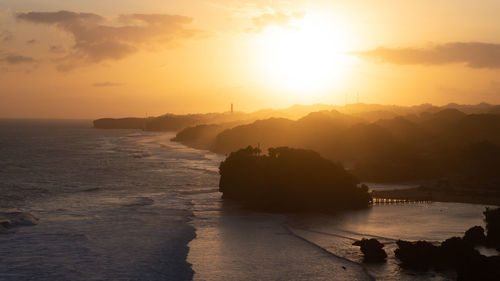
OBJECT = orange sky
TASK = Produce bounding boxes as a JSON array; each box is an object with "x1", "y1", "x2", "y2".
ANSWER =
[{"x1": 1, "y1": 0, "x2": 500, "y2": 118}]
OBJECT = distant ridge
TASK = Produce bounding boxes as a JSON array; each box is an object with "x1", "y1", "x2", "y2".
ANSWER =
[{"x1": 93, "y1": 102, "x2": 499, "y2": 131}]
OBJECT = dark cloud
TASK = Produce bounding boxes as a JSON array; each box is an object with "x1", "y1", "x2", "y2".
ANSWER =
[
  {"x1": 0, "y1": 30, "x2": 13, "y2": 42},
  {"x1": 16, "y1": 10, "x2": 103, "y2": 25},
  {"x1": 247, "y1": 11, "x2": 304, "y2": 32},
  {"x1": 16, "y1": 10, "x2": 206, "y2": 70},
  {"x1": 74, "y1": 41, "x2": 136, "y2": 62},
  {"x1": 92, "y1": 81, "x2": 124, "y2": 87},
  {"x1": 1, "y1": 54, "x2": 37, "y2": 64},
  {"x1": 355, "y1": 42, "x2": 500, "y2": 69},
  {"x1": 26, "y1": 39, "x2": 38, "y2": 45},
  {"x1": 118, "y1": 14, "x2": 194, "y2": 25}
]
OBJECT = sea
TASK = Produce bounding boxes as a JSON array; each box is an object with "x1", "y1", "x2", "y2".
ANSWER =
[{"x1": 0, "y1": 119, "x2": 495, "y2": 281}]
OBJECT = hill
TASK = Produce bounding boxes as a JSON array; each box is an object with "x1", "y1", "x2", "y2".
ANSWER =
[
  {"x1": 175, "y1": 108, "x2": 500, "y2": 183},
  {"x1": 219, "y1": 146, "x2": 371, "y2": 211}
]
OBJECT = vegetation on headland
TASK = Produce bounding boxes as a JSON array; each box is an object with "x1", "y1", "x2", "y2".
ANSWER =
[
  {"x1": 209, "y1": 108, "x2": 500, "y2": 183},
  {"x1": 173, "y1": 104, "x2": 500, "y2": 189},
  {"x1": 218, "y1": 146, "x2": 371, "y2": 212},
  {"x1": 95, "y1": 103, "x2": 500, "y2": 202}
]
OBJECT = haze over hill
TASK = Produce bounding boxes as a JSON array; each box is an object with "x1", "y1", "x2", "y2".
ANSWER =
[
  {"x1": 94, "y1": 102, "x2": 500, "y2": 130},
  {"x1": 94, "y1": 102, "x2": 500, "y2": 184},
  {"x1": 5, "y1": 1, "x2": 500, "y2": 280}
]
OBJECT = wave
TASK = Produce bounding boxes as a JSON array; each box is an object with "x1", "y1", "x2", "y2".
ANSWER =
[
  {"x1": 0, "y1": 212, "x2": 39, "y2": 230},
  {"x1": 293, "y1": 227, "x2": 400, "y2": 244},
  {"x1": 133, "y1": 152, "x2": 152, "y2": 158},
  {"x1": 81, "y1": 187, "x2": 101, "y2": 193},
  {"x1": 123, "y1": 197, "x2": 155, "y2": 207},
  {"x1": 179, "y1": 189, "x2": 218, "y2": 195},
  {"x1": 285, "y1": 225, "x2": 376, "y2": 281}
]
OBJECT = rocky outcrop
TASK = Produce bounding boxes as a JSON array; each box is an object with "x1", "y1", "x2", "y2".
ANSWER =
[
  {"x1": 463, "y1": 225, "x2": 486, "y2": 245},
  {"x1": 394, "y1": 240, "x2": 440, "y2": 270},
  {"x1": 352, "y1": 238, "x2": 387, "y2": 262},
  {"x1": 394, "y1": 217, "x2": 500, "y2": 280},
  {"x1": 456, "y1": 254, "x2": 500, "y2": 281},
  {"x1": 484, "y1": 207, "x2": 500, "y2": 248}
]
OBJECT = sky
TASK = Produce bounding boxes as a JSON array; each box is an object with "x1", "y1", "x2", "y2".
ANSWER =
[{"x1": 1, "y1": 0, "x2": 500, "y2": 118}]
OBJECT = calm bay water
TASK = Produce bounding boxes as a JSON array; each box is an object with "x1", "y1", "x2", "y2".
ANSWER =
[{"x1": 0, "y1": 120, "x2": 493, "y2": 280}]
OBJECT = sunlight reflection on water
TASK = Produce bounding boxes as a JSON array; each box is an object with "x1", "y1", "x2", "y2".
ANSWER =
[{"x1": 0, "y1": 121, "x2": 494, "y2": 281}]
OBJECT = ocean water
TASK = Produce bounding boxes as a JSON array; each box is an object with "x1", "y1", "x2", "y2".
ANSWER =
[{"x1": 0, "y1": 120, "x2": 494, "y2": 280}]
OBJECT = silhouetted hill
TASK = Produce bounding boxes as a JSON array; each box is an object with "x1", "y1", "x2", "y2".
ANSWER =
[
  {"x1": 93, "y1": 117, "x2": 145, "y2": 129},
  {"x1": 94, "y1": 103, "x2": 497, "y2": 132},
  {"x1": 93, "y1": 104, "x2": 337, "y2": 131},
  {"x1": 375, "y1": 116, "x2": 425, "y2": 142},
  {"x1": 489, "y1": 105, "x2": 500, "y2": 114},
  {"x1": 171, "y1": 124, "x2": 225, "y2": 150},
  {"x1": 353, "y1": 110, "x2": 400, "y2": 122},
  {"x1": 94, "y1": 103, "x2": 500, "y2": 183},
  {"x1": 454, "y1": 114, "x2": 500, "y2": 144},
  {"x1": 218, "y1": 146, "x2": 371, "y2": 211},
  {"x1": 171, "y1": 123, "x2": 237, "y2": 150},
  {"x1": 94, "y1": 112, "x2": 251, "y2": 131},
  {"x1": 212, "y1": 118, "x2": 295, "y2": 154},
  {"x1": 442, "y1": 102, "x2": 496, "y2": 114},
  {"x1": 174, "y1": 108, "x2": 500, "y2": 183}
]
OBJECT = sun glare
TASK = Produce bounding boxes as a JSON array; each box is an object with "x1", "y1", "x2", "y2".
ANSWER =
[{"x1": 255, "y1": 14, "x2": 354, "y2": 101}]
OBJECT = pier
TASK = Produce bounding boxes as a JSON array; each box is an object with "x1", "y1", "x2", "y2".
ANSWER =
[{"x1": 372, "y1": 197, "x2": 431, "y2": 204}]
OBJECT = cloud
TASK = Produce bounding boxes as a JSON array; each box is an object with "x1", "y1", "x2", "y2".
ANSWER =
[
  {"x1": 17, "y1": 10, "x2": 103, "y2": 25},
  {"x1": 49, "y1": 45, "x2": 66, "y2": 53},
  {"x1": 16, "y1": 10, "x2": 206, "y2": 70},
  {"x1": 92, "y1": 81, "x2": 124, "y2": 87},
  {"x1": 26, "y1": 39, "x2": 38, "y2": 45},
  {"x1": 1, "y1": 54, "x2": 37, "y2": 64},
  {"x1": 354, "y1": 42, "x2": 500, "y2": 69},
  {"x1": 0, "y1": 29, "x2": 13, "y2": 42},
  {"x1": 247, "y1": 10, "x2": 304, "y2": 32}
]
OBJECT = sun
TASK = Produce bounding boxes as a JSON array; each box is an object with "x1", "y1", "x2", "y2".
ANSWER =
[{"x1": 254, "y1": 14, "x2": 354, "y2": 101}]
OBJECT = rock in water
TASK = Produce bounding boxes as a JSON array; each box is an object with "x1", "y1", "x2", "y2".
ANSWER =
[
  {"x1": 463, "y1": 226, "x2": 486, "y2": 245},
  {"x1": 456, "y1": 255, "x2": 500, "y2": 281},
  {"x1": 353, "y1": 238, "x2": 387, "y2": 262},
  {"x1": 439, "y1": 236, "x2": 480, "y2": 268},
  {"x1": 394, "y1": 240, "x2": 439, "y2": 269},
  {"x1": 483, "y1": 207, "x2": 500, "y2": 248}
]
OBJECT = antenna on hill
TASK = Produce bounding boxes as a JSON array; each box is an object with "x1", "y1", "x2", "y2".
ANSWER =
[{"x1": 231, "y1": 103, "x2": 234, "y2": 113}]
